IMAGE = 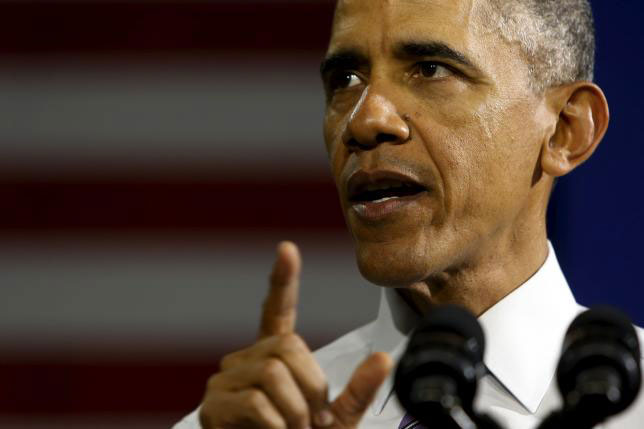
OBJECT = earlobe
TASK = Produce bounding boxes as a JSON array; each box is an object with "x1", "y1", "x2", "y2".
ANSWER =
[{"x1": 540, "y1": 82, "x2": 609, "y2": 177}]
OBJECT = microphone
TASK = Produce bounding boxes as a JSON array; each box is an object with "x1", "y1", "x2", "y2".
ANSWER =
[
  {"x1": 538, "y1": 307, "x2": 642, "y2": 429},
  {"x1": 394, "y1": 304, "x2": 502, "y2": 429}
]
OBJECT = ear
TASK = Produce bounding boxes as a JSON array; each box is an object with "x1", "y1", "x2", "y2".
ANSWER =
[{"x1": 540, "y1": 82, "x2": 609, "y2": 177}]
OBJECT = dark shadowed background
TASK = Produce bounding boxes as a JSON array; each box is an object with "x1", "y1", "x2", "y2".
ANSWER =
[
  {"x1": 0, "y1": 1, "x2": 640, "y2": 427},
  {"x1": 549, "y1": 0, "x2": 644, "y2": 325}
]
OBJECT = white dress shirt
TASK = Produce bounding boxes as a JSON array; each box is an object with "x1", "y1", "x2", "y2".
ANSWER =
[{"x1": 174, "y1": 243, "x2": 644, "y2": 428}]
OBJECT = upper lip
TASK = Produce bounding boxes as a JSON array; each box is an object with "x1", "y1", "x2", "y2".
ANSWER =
[{"x1": 346, "y1": 169, "x2": 427, "y2": 202}]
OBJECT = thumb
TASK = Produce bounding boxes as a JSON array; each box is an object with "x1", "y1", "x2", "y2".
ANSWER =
[{"x1": 329, "y1": 352, "x2": 393, "y2": 428}]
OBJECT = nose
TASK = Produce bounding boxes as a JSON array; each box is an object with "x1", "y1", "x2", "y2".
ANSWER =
[{"x1": 342, "y1": 86, "x2": 410, "y2": 151}]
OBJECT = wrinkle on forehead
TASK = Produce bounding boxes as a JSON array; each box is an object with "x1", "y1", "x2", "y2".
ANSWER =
[
  {"x1": 331, "y1": 0, "x2": 491, "y2": 47},
  {"x1": 335, "y1": 0, "x2": 486, "y2": 19}
]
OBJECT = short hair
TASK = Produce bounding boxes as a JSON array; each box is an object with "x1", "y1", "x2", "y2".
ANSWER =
[{"x1": 486, "y1": 0, "x2": 595, "y2": 92}]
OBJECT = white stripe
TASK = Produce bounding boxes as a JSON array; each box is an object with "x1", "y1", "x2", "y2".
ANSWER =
[
  {"x1": 0, "y1": 56, "x2": 329, "y2": 174},
  {"x1": 0, "y1": 232, "x2": 379, "y2": 355}
]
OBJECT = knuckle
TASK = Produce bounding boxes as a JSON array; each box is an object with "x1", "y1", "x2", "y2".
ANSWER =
[
  {"x1": 198, "y1": 403, "x2": 213, "y2": 424},
  {"x1": 198, "y1": 395, "x2": 226, "y2": 429},
  {"x1": 205, "y1": 373, "x2": 222, "y2": 391},
  {"x1": 288, "y1": 361, "x2": 328, "y2": 406},
  {"x1": 288, "y1": 403, "x2": 310, "y2": 428},
  {"x1": 278, "y1": 333, "x2": 306, "y2": 352},
  {"x1": 220, "y1": 352, "x2": 238, "y2": 370},
  {"x1": 311, "y1": 380, "x2": 330, "y2": 405},
  {"x1": 244, "y1": 388, "x2": 268, "y2": 411},
  {"x1": 268, "y1": 420, "x2": 287, "y2": 429},
  {"x1": 261, "y1": 358, "x2": 286, "y2": 381}
]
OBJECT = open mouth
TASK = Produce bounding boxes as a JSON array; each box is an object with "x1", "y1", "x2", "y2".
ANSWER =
[{"x1": 348, "y1": 179, "x2": 427, "y2": 203}]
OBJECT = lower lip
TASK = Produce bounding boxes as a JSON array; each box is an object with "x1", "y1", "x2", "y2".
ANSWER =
[{"x1": 350, "y1": 192, "x2": 426, "y2": 221}]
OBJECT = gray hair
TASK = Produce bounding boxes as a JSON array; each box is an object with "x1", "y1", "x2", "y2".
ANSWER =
[{"x1": 487, "y1": 0, "x2": 595, "y2": 92}]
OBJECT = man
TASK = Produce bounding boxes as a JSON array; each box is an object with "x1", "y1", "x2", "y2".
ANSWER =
[{"x1": 175, "y1": 0, "x2": 644, "y2": 428}]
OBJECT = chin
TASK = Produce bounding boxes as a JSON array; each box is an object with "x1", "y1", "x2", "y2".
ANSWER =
[{"x1": 354, "y1": 241, "x2": 432, "y2": 287}]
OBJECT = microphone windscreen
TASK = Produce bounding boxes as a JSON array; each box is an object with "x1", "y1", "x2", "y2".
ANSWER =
[
  {"x1": 408, "y1": 304, "x2": 485, "y2": 362},
  {"x1": 565, "y1": 306, "x2": 640, "y2": 361},
  {"x1": 557, "y1": 306, "x2": 642, "y2": 420},
  {"x1": 395, "y1": 304, "x2": 486, "y2": 417}
]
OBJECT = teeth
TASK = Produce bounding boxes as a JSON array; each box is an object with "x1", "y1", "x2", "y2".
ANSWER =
[{"x1": 372, "y1": 196, "x2": 397, "y2": 203}]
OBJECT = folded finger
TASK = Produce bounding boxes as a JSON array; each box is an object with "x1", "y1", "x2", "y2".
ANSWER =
[
  {"x1": 200, "y1": 388, "x2": 287, "y2": 429},
  {"x1": 256, "y1": 358, "x2": 312, "y2": 429},
  {"x1": 272, "y1": 335, "x2": 330, "y2": 418},
  {"x1": 209, "y1": 358, "x2": 311, "y2": 429}
]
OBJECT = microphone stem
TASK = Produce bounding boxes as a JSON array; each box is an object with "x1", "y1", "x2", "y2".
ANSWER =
[{"x1": 448, "y1": 404, "x2": 477, "y2": 429}]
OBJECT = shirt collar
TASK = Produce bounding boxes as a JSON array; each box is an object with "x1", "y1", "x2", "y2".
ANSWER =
[
  {"x1": 369, "y1": 283, "x2": 422, "y2": 415},
  {"x1": 368, "y1": 242, "x2": 582, "y2": 415}
]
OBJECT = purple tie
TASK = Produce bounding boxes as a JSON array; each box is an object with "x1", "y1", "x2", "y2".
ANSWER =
[{"x1": 398, "y1": 413, "x2": 427, "y2": 429}]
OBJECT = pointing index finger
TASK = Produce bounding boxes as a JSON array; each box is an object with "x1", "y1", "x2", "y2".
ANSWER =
[{"x1": 259, "y1": 241, "x2": 302, "y2": 339}]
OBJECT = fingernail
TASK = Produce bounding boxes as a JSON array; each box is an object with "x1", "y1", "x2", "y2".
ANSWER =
[{"x1": 313, "y1": 410, "x2": 334, "y2": 427}]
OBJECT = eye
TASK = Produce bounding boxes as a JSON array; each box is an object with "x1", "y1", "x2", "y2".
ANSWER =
[
  {"x1": 327, "y1": 71, "x2": 362, "y2": 92},
  {"x1": 416, "y1": 62, "x2": 453, "y2": 79}
]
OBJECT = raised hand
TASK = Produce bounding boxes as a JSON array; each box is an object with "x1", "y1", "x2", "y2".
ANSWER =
[{"x1": 199, "y1": 241, "x2": 392, "y2": 429}]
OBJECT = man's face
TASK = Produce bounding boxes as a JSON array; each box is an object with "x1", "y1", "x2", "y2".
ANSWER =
[
  {"x1": 322, "y1": 0, "x2": 554, "y2": 288},
  {"x1": 323, "y1": 0, "x2": 551, "y2": 286}
]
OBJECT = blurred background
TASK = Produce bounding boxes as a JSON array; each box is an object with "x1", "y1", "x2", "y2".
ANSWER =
[{"x1": 0, "y1": 0, "x2": 641, "y2": 427}]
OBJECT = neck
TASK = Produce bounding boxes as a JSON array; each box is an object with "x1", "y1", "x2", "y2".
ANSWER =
[{"x1": 398, "y1": 230, "x2": 549, "y2": 317}]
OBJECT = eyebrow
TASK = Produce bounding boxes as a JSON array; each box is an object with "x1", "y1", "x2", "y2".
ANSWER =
[
  {"x1": 395, "y1": 41, "x2": 480, "y2": 71},
  {"x1": 320, "y1": 41, "x2": 482, "y2": 77},
  {"x1": 320, "y1": 49, "x2": 369, "y2": 76}
]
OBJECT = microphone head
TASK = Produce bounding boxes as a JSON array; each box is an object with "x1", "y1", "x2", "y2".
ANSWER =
[
  {"x1": 564, "y1": 306, "x2": 641, "y2": 361},
  {"x1": 394, "y1": 304, "x2": 486, "y2": 423},
  {"x1": 557, "y1": 306, "x2": 642, "y2": 419},
  {"x1": 410, "y1": 304, "x2": 485, "y2": 360}
]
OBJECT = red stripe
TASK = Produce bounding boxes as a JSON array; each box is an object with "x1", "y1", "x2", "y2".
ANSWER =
[
  {"x1": 0, "y1": 335, "x2": 334, "y2": 415},
  {"x1": 0, "y1": 1, "x2": 335, "y2": 56},
  {"x1": 0, "y1": 357, "x2": 217, "y2": 415},
  {"x1": 0, "y1": 178, "x2": 346, "y2": 231}
]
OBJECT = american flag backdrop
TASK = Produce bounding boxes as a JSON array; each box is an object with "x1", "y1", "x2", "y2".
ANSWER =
[
  {"x1": 3, "y1": 1, "x2": 644, "y2": 428},
  {"x1": 0, "y1": 1, "x2": 385, "y2": 427}
]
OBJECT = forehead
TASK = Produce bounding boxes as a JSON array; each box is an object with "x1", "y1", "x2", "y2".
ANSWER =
[{"x1": 329, "y1": 0, "x2": 493, "y2": 59}]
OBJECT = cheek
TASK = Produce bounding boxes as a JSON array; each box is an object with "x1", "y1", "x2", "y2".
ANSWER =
[
  {"x1": 454, "y1": 106, "x2": 544, "y2": 221},
  {"x1": 322, "y1": 109, "x2": 337, "y2": 153},
  {"x1": 323, "y1": 87, "x2": 363, "y2": 152},
  {"x1": 415, "y1": 99, "x2": 536, "y2": 217},
  {"x1": 323, "y1": 109, "x2": 346, "y2": 176},
  {"x1": 415, "y1": 106, "x2": 489, "y2": 198}
]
